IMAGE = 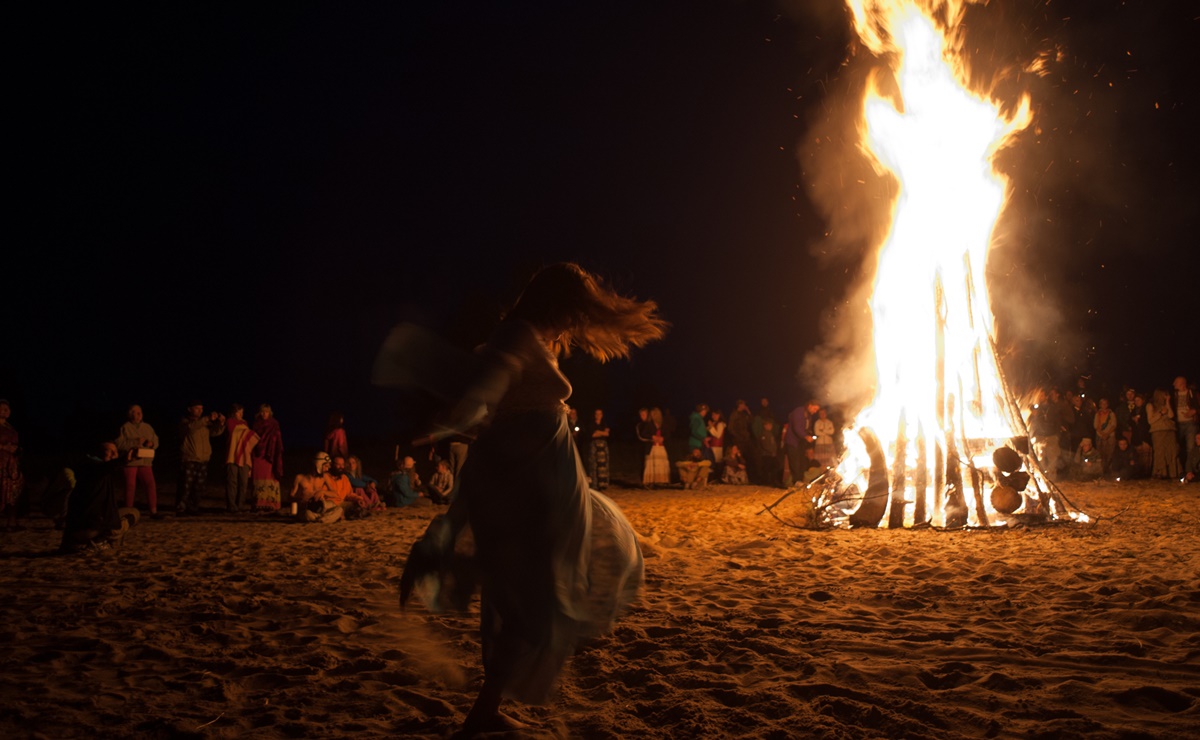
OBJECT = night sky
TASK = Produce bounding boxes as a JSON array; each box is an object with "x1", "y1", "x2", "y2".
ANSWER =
[{"x1": 9, "y1": 0, "x2": 1198, "y2": 451}]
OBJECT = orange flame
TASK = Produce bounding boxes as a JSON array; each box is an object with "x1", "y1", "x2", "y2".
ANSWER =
[{"x1": 826, "y1": 1, "x2": 1086, "y2": 526}]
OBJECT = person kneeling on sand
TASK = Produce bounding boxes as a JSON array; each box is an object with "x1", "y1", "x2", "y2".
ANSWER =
[
  {"x1": 289, "y1": 452, "x2": 344, "y2": 524},
  {"x1": 60, "y1": 442, "x2": 139, "y2": 554},
  {"x1": 676, "y1": 448, "x2": 712, "y2": 489}
]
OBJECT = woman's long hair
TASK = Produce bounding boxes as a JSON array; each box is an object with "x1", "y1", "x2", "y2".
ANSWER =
[{"x1": 505, "y1": 262, "x2": 668, "y2": 361}]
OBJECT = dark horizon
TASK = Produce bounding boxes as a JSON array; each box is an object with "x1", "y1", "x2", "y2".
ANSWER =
[{"x1": 8, "y1": 0, "x2": 1198, "y2": 452}]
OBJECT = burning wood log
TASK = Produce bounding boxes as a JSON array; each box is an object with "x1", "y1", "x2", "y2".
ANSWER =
[
  {"x1": 848, "y1": 427, "x2": 889, "y2": 528},
  {"x1": 888, "y1": 414, "x2": 908, "y2": 528},
  {"x1": 968, "y1": 457, "x2": 989, "y2": 527},
  {"x1": 913, "y1": 425, "x2": 928, "y2": 526},
  {"x1": 943, "y1": 428, "x2": 968, "y2": 529}
]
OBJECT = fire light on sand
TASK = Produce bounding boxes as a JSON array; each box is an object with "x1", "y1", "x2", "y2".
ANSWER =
[{"x1": 813, "y1": 0, "x2": 1088, "y2": 529}]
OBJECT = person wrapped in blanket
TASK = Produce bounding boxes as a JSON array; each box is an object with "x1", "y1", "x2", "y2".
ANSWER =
[
  {"x1": 60, "y1": 442, "x2": 138, "y2": 554},
  {"x1": 398, "y1": 263, "x2": 667, "y2": 735}
]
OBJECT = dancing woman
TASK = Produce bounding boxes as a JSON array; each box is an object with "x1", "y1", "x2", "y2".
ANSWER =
[{"x1": 400, "y1": 263, "x2": 666, "y2": 735}]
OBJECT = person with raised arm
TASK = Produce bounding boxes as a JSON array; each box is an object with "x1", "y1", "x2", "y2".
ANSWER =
[{"x1": 398, "y1": 263, "x2": 666, "y2": 736}]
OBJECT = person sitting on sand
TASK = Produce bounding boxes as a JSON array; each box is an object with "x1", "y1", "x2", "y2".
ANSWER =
[
  {"x1": 290, "y1": 452, "x2": 343, "y2": 524},
  {"x1": 1072, "y1": 438, "x2": 1103, "y2": 482},
  {"x1": 60, "y1": 442, "x2": 135, "y2": 553},
  {"x1": 330, "y1": 455, "x2": 372, "y2": 518},
  {"x1": 722, "y1": 444, "x2": 748, "y2": 485},
  {"x1": 1110, "y1": 437, "x2": 1140, "y2": 481},
  {"x1": 675, "y1": 448, "x2": 711, "y2": 489},
  {"x1": 387, "y1": 456, "x2": 422, "y2": 507},
  {"x1": 426, "y1": 458, "x2": 453, "y2": 505},
  {"x1": 347, "y1": 456, "x2": 386, "y2": 513},
  {"x1": 799, "y1": 447, "x2": 825, "y2": 485}
]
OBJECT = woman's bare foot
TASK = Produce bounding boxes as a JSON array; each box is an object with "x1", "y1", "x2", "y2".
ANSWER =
[{"x1": 454, "y1": 711, "x2": 528, "y2": 738}]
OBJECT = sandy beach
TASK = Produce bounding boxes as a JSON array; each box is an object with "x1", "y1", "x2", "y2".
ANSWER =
[{"x1": 2, "y1": 479, "x2": 1198, "y2": 739}]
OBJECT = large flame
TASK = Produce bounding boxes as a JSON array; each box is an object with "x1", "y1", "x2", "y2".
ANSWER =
[{"x1": 823, "y1": 1, "x2": 1084, "y2": 527}]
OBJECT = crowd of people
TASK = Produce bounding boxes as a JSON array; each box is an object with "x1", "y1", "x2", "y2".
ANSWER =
[
  {"x1": 1028, "y1": 376, "x2": 1200, "y2": 483},
  {"x1": 0, "y1": 398, "x2": 462, "y2": 547},
  {"x1": 1, "y1": 374, "x2": 1197, "y2": 544},
  {"x1": 606, "y1": 398, "x2": 836, "y2": 491}
]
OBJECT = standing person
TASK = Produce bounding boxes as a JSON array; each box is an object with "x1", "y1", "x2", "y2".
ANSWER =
[
  {"x1": 1092, "y1": 398, "x2": 1118, "y2": 476},
  {"x1": 750, "y1": 398, "x2": 776, "y2": 484},
  {"x1": 0, "y1": 399, "x2": 23, "y2": 531},
  {"x1": 224, "y1": 404, "x2": 259, "y2": 513},
  {"x1": 1068, "y1": 393, "x2": 1094, "y2": 454},
  {"x1": 1147, "y1": 389, "x2": 1180, "y2": 479},
  {"x1": 784, "y1": 401, "x2": 818, "y2": 484},
  {"x1": 116, "y1": 404, "x2": 159, "y2": 516},
  {"x1": 642, "y1": 407, "x2": 671, "y2": 488},
  {"x1": 758, "y1": 418, "x2": 782, "y2": 487},
  {"x1": 1049, "y1": 388, "x2": 1073, "y2": 456},
  {"x1": 1115, "y1": 387, "x2": 1137, "y2": 444},
  {"x1": 251, "y1": 404, "x2": 284, "y2": 512},
  {"x1": 586, "y1": 409, "x2": 610, "y2": 491},
  {"x1": 399, "y1": 263, "x2": 665, "y2": 736},
  {"x1": 1130, "y1": 393, "x2": 1153, "y2": 474},
  {"x1": 177, "y1": 401, "x2": 225, "y2": 515},
  {"x1": 1029, "y1": 392, "x2": 1064, "y2": 481},
  {"x1": 706, "y1": 409, "x2": 726, "y2": 465},
  {"x1": 1186, "y1": 433, "x2": 1200, "y2": 484},
  {"x1": 1171, "y1": 376, "x2": 1199, "y2": 466},
  {"x1": 324, "y1": 412, "x2": 349, "y2": 460},
  {"x1": 687, "y1": 403, "x2": 710, "y2": 461},
  {"x1": 635, "y1": 408, "x2": 655, "y2": 461},
  {"x1": 812, "y1": 406, "x2": 837, "y2": 469}
]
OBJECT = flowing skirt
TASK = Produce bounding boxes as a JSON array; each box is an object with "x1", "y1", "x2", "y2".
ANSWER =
[
  {"x1": 400, "y1": 410, "x2": 642, "y2": 704},
  {"x1": 642, "y1": 446, "x2": 670, "y2": 485},
  {"x1": 251, "y1": 457, "x2": 281, "y2": 511}
]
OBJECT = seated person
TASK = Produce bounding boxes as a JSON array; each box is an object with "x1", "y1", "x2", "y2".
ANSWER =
[
  {"x1": 347, "y1": 455, "x2": 386, "y2": 512},
  {"x1": 1109, "y1": 437, "x2": 1141, "y2": 481},
  {"x1": 330, "y1": 455, "x2": 371, "y2": 518},
  {"x1": 722, "y1": 444, "x2": 748, "y2": 485},
  {"x1": 675, "y1": 448, "x2": 712, "y2": 490},
  {"x1": 800, "y1": 447, "x2": 824, "y2": 485},
  {"x1": 1072, "y1": 438, "x2": 1103, "y2": 482},
  {"x1": 60, "y1": 442, "x2": 133, "y2": 553},
  {"x1": 426, "y1": 459, "x2": 453, "y2": 504},
  {"x1": 290, "y1": 452, "x2": 344, "y2": 524},
  {"x1": 388, "y1": 456, "x2": 422, "y2": 507}
]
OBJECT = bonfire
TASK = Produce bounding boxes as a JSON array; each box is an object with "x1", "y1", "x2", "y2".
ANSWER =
[{"x1": 792, "y1": 0, "x2": 1089, "y2": 530}]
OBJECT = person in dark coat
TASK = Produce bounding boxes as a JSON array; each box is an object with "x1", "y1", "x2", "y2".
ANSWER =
[{"x1": 60, "y1": 442, "x2": 133, "y2": 553}]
